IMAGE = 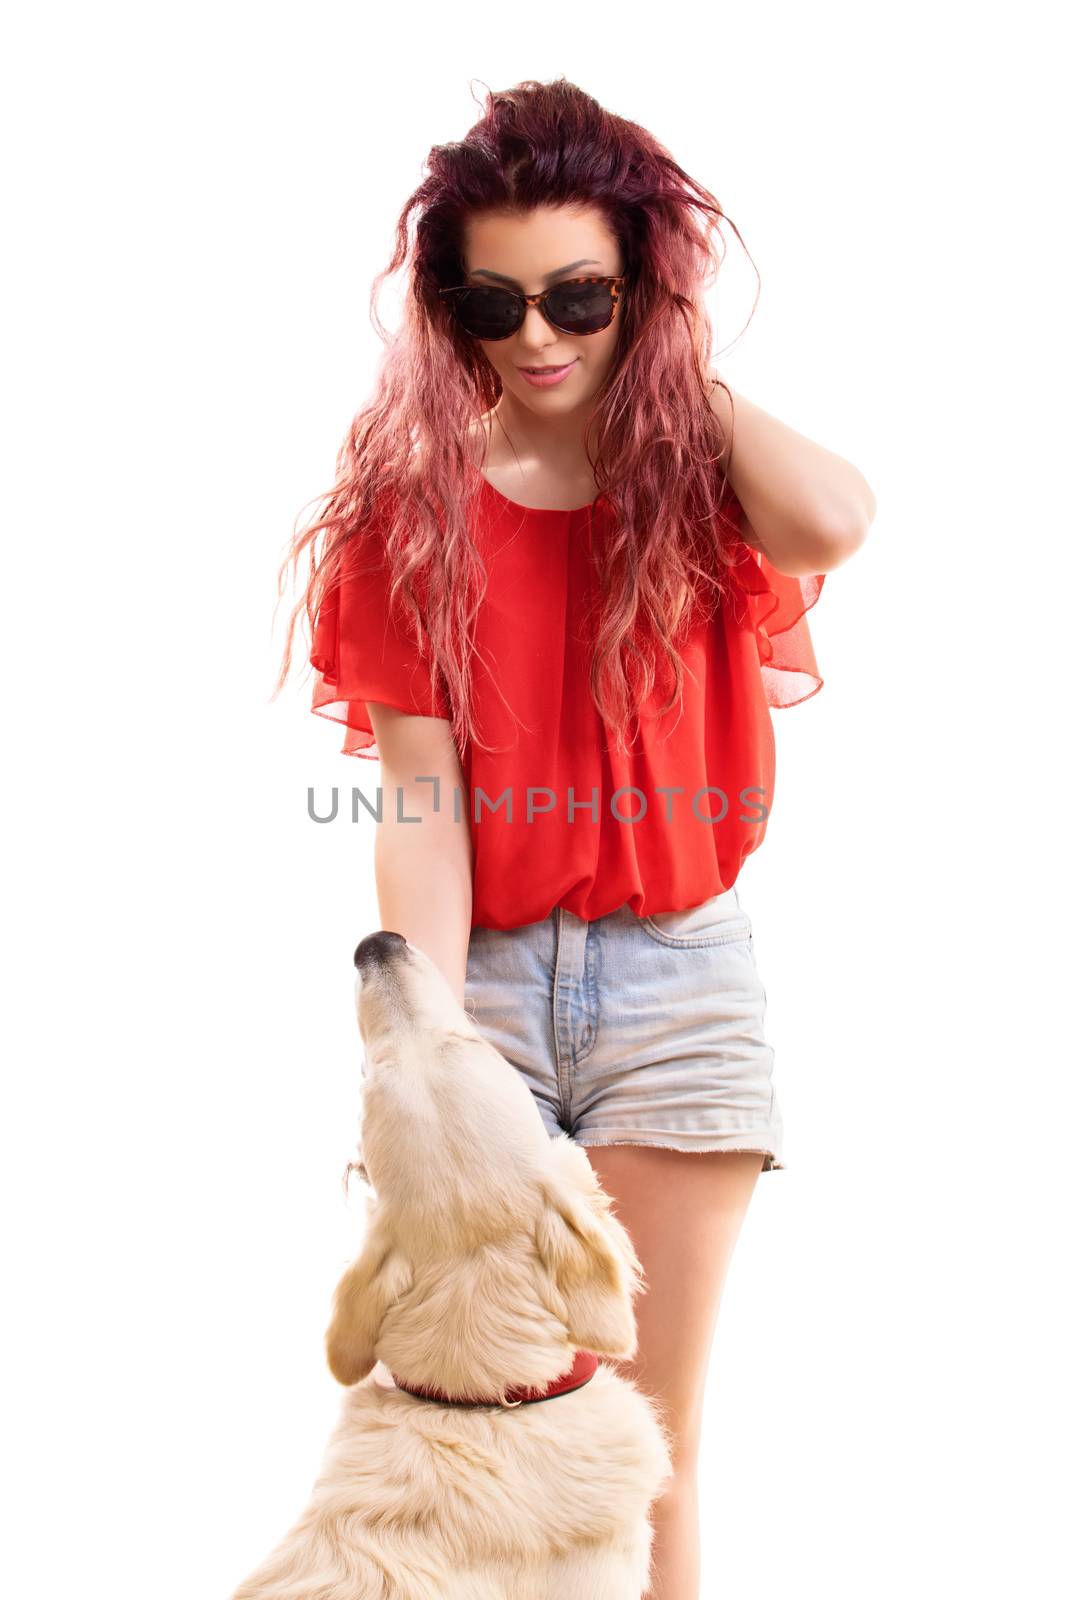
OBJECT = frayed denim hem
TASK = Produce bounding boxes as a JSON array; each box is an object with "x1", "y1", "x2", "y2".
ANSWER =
[{"x1": 572, "y1": 1133, "x2": 785, "y2": 1173}]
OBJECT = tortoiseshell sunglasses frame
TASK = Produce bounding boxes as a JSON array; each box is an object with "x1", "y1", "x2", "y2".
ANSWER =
[{"x1": 437, "y1": 275, "x2": 627, "y2": 341}]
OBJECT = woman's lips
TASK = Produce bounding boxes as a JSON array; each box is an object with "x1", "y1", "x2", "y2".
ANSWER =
[{"x1": 518, "y1": 359, "x2": 578, "y2": 388}]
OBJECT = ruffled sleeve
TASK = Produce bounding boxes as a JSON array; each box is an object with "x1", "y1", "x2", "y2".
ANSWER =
[
  {"x1": 309, "y1": 530, "x2": 450, "y2": 760},
  {"x1": 721, "y1": 487, "x2": 826, "y2": 709}
]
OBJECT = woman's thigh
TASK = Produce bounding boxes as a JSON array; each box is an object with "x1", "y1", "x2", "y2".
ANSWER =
[{"x1": 583, "y1": 1142, "x2": 765, "y2": 1467}]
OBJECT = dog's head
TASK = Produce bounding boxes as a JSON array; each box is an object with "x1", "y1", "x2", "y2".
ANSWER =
[{"x1": 324, "y1": 930, "x2": 644, "y2": 1392}]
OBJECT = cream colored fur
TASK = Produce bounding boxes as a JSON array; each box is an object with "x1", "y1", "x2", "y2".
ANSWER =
[{"x1": 230, "y1": 933, "x2": 673, "y2": 1599}]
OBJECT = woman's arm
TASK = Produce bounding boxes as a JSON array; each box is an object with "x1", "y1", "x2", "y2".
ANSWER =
[
  {"x1": 709, "y1": 372, "x2": 876, "y2": 578},
  {"x1": 365, "y1": 702, "x2": 473, "y2": 1007}
]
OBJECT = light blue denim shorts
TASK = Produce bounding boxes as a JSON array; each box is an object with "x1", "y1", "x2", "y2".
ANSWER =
[{"x1": 464, "y1": 885, "x2": 785, "y2": 1173}]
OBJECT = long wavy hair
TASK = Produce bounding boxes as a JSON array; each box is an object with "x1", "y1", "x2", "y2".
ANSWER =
[{"x1": 272, "y1": 76, "x2": 759, "y2": 759}]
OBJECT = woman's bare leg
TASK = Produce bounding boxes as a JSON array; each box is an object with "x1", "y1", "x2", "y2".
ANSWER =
[{"x1": 583, "y1": 1145, "x2": 766, "y2": 1599}]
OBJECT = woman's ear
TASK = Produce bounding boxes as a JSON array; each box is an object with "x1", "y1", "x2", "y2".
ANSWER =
[
  {"x1": 324, "y1": 1200, "x2": 413, "y2": 1386},
  {"x1": 534, "y1": 1138, "x2": 645, "y2": 1360}
]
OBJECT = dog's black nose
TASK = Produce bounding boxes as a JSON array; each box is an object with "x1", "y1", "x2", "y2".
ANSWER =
[{"x1": 354, "y1": 930, "x2": 409, "y2": 969}]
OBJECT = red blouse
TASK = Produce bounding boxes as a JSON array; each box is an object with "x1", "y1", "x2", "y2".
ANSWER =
[{"x1": 309, "y1": 477, "x2": 826, "y2": 932}]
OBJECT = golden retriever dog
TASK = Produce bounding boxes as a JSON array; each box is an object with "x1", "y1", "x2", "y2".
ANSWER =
[{"x1": 229, "y1": 929, "x2": 673, "y2": 1600}]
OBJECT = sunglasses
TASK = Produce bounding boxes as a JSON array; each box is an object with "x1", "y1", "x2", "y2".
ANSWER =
[{"x1": 438, "y1": 275, "x2": 626, "y2": 341}]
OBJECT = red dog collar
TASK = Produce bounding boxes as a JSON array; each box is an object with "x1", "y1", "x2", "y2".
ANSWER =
[{"x1": 391, "y1": 1348, "x2": 599, "y2": 1408}]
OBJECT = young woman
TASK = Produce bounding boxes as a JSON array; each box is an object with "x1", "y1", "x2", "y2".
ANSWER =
[{"x1": 276, "y1": 77, "x2": 873, "y2": 1600}]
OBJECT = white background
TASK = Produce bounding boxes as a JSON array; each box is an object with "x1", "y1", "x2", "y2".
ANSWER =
[{"x1": 4, "y1": 3, "x2": 1063, "y2": 1595}]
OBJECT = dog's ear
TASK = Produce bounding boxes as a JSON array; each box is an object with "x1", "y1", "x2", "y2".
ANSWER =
[
  {"x1": 534, "y1": 1138, "x2": 645, "y2": 1360},
  {"x1": 324, "y1": 1199, "x2": 414, "y2": 1386}
]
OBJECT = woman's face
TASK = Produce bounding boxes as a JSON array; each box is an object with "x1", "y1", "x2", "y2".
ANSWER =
[{"x1": 458, "y1": 204, "x2": 625, "y2": 420}]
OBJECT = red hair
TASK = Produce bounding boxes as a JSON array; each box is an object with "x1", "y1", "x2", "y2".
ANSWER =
[{"x1": 273, "y1": 76, "x2": 760, "y2": 758}]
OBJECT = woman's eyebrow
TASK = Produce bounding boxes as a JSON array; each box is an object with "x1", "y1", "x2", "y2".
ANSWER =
[{"x1": 467, "y1": 258, "x2": 601, "y2": 288}]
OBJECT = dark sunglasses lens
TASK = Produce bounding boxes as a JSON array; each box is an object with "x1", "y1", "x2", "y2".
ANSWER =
[
  {"x1": 452, "y1": 288, "x2": 522, "y2": 340},
  {"x1": 450, "y1": 281, "x2": 617, "y2": 339},
  {"x1": 544, "y1": 281, "x2": 615, "y2": 333}
]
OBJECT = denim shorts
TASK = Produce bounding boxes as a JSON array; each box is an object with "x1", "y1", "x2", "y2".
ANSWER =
[{"x1": 464, "y1": 885, "x2": 785, "y2": 1173}]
